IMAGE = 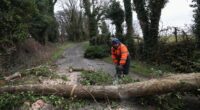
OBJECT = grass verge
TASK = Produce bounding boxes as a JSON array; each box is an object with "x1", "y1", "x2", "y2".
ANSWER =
[
  {"x1": 6, "y1": 65, "x2": 68, "y2": 86},
  {"x1": 0, "y1": 92, "x2": 89, "y2": 110},
  {"x1": 80, "y1": 70, "x2": 139, "y2": 85},
  {"x1": 50, "y1": 42, "x2": 73, "y2": 63},
  {"x1": 102, "y1": 57, "x2": 175, "y2": 77}
]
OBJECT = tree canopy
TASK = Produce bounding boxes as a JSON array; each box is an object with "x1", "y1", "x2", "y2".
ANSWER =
[{"x1": 0, "y1": 0, "x2": 59, "y2": 50}]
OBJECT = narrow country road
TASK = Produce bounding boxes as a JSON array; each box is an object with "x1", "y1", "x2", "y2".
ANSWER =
[
  {"x1": 54, "y1": 42, "x2": 153, "y2": 110},
  {"x1": 55, "y1": 42, "x2": 145, "y2": 81},
  {"x1": 56, "y1": 42, "x2": 114, "y2": 75}
]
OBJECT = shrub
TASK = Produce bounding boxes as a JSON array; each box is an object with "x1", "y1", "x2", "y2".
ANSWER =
[
  {"x1": 84, "y1": 45, "x2": 110, "y2": 59},
  {"x1": 80, "y1": 70, "x2": 138, "y2": 85},
  {"x1": 89, "y1": 35, "x2": 110, "y2": 45},
  {"x1": 136, "y1": 92, "x2": 188, "y2": 110},
  {"x1": 0, "y1": 92, "x2": 88, "y2": 110},
  {"x1": 135, "y1": 40, "x2": 200, "y2": 73},
  {"x1": 22, "y1": 65, "x2": 54, "y2": 77},
  {"x1": 80, "y1": 71, "x2": 113, "y2": 85}
]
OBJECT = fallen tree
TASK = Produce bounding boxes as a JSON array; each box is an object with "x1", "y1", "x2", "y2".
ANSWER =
[
  {"x1": 0, "y1": 73, "x2": 199, "y2": 99},
  {"x1": 4, "y1": 72, "x2": 21, "y2": 81}
]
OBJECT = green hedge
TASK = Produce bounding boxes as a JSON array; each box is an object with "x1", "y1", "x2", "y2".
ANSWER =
[{"x1": 84, "y1": 45, "x2": 110, "y2": 59}]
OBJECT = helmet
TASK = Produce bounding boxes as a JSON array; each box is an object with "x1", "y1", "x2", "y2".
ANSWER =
[{"x1": 111, "y1": 38, "x2": 120, "y2": 45}]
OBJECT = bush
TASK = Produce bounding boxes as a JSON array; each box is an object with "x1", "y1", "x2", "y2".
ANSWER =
[
  {"x1": 124, "y1": 37, "x2": 135, "y2": 57},
  {"x1": 84, "y1": 45, "x2": 110, "y2": 59},
  {"x1": 80, "y1": 71, "x2": 113, "y2": 85},
  {"x1": 20, "y1": 65, "x2": 68, "y2": 81},
  {"x1": 135, "y1": 40, "x2": 200, "y2": 73},
  {"x1": 136, "y1": 93, "x2": 185, "y2": 110},
  {"x1": 80, "y1": 70, "x2": 138, "y2": 85},
  {"x1": 22, "y1": 65, "x2": 54, "y2": 77},
  {"x1": 89, "y1": 35, "x2": 110, "y2": 45},
  {"x1": 0, "y1": 92, "x2": 88, "y2": 110}
]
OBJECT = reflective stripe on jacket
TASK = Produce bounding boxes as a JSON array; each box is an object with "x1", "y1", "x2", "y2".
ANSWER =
[{"x1": 111, "y1": 43, "x2": 129, "y2": 65}]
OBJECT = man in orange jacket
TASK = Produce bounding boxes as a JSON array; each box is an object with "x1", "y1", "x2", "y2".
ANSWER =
[{"x1": 111, "y1": 38, "x2": 131, "y2": 77}]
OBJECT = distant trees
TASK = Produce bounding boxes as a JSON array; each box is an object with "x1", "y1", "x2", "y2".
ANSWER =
[
  {"x1": 0, "y1": 0, "x2": 36, "y2": 46},
  {"x1": 29, "y1": 0, "x2": 59, "y2": 45},
  {"x1": 123, "y1": 0, "x2": 135, "y2": 57},
  {"x1": 106, "y1": 0, "x2": 124, "y2": 41},
  {"x1": 100, "y1": 20, "x2": 110, "y2": 37},
  {"x1": 133, "y1": 0, "x2": 168, "y2": 60},
  {"x1": 56, "y1": 0, "x2": 89, "y2": 41},
  {"x1": 123, "y1": 0, "x2": 134, "y2": 38},
  {"x1": 0, "y1": 0, "x2": 59, "y2": 48},
  {"x1": 191, "y1": 0, "x2": 200, "y2": 49},
  {"x1": 82, "y1": 0, "x2": 107, "y2": 44}
]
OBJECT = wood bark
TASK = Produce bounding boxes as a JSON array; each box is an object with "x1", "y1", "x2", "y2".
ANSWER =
[
  {"x1": 0, "y1": 73, "x2": 199, "y2": 99},
  {"x1": 4, "y1": 72, "x2": 21, "y2": 81}
]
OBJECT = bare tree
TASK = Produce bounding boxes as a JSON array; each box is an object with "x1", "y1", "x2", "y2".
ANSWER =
[{"x1": 56, "y1": 0, "x2": 89, "y2": 41}]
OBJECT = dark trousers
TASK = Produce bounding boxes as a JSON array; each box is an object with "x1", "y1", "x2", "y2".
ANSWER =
[{"x1": 116, "y1": 55, "x2": 131, "y2": 75}]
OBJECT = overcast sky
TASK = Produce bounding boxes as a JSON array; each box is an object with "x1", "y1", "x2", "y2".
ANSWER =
[
  {"x1": 160, "y1": 0, "x2": 193, "y2": 27},
  {"x1": 54, "y1": 0, "x2": 194, "y2": 34}
]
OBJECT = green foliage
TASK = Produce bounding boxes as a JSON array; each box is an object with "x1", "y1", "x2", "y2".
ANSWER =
[
  {"x1": 22, "y1": 65, "x2": 54, "y2": 77},
  {"x1": 100, "y1": 20, "x2": 111, "y2": 37},
  {"x1": 84, "y1": 45, "x2": 110, "y2": 59},
  {"x1": 102, "y1": 56, "x2": 175, "y2": 77},
  {"x1": 0, "y1": 74, "x2": 4, "y2": 80},
  {"x1": 0, "y1": 0, "x2": 58, "y2": 50},
  {"x1": 123, "y1": 0, "x2": 134, "y2": 38},
  {"x1": 158, "y1": 41, "x2": 200, "y2": 73},
  {"x1": 106, "y1": 0, "x2": 124, "y2": 39},
  {"x1": 56, "y1": 1, "x2": 89, "y2": 42},
  {"x1": 135, "y1": 39, "x2": 200, "y2": 73},
  {"x1": 131, "y1": 61, "x2": 153, "y2": 76},
  {"x1": 80, "y1": 70, "x2": 137, "y2": 85},
  {"x1": 29, "y1": 0, "x2": 58, "y2": 44},
  {"x1": 51, "y1": 42, "x2": 73, "y2": 62},
  {"x1": 80, "y1": 71, "x2": 113, "y2": 85},
  {"x1": 20, "y1": 65, "x2": 68, "y2": 81},
  {"x1": 6, "y1": 65, "x2": 68, "y2": 85},
  {"x1": 133, "y1": 0, "x2": 168, "y2": 61},
  {"x1": 89, "y1": 35, "x2": 110, "y2": 45},
  {"x1": 102, "y1": 57, "x2": 113, "y2": 64},
  {"x1": 0, "y1": 0, "x2": 37, "y2": 46},
  {"x1": 0, "y1": 91, "x2": 44, "y2": 110},
  {"x1": 109, "y1": 101, "x2": 119, "y2": 109},
  {"x1": 136, "y1": 93, "x2": 185, "y2": 110},
  {"x1": 191, "y1": 0, "x2": 200, "y2": 48},
  {"x1": 131, "y1": 60, "x2": 174, "y2": 77},
  {"x1": 118, "y1": 75, "x2": 139, "y2": 84},
  {"x1": 43, "y1": 95, "x2": 88, "y2": 109},
  {"x1": 124, "y1": 37, "x2": 135, "y2": 57},
  {"x1": 0, "y1": 92, "x2": 88, "y2": 110},
  {"x1": 123, "y1": 0, "x2": 135, "y2": 57},
  {"x1": 82, "y1": 0, "x2": 107, "y2": 44}
]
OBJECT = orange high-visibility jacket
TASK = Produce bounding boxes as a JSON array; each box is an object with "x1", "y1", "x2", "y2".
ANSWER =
[{"x1": 111, "y1": 43, "x2": 129, "y2": 65}]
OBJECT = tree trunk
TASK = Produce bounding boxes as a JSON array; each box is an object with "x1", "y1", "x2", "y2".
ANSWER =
[
  {"x1": 123, "y1": 0, "x2": 134, "y2": 38},
  {"x1": 133, "y1": 0, "x2": 167, "y2": 61},
  {"x1": 133, "y1": 0, "x2": 150, "y2": 60},
  {"x1": 193, "y1": 0, "x2": 200, "y2": 49},
  {"x1": 116, "y1": 23, "x2": 124, "y2": 42},
  {"x1": 174, "y1": 27, "x2": 178, "y2": 43},
  {"x1": 83, "y1": 0, "x2": 98, "y2": 45},
  {"x1": 0, "y1": 73, "x2": 199, "y2": 99}
]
